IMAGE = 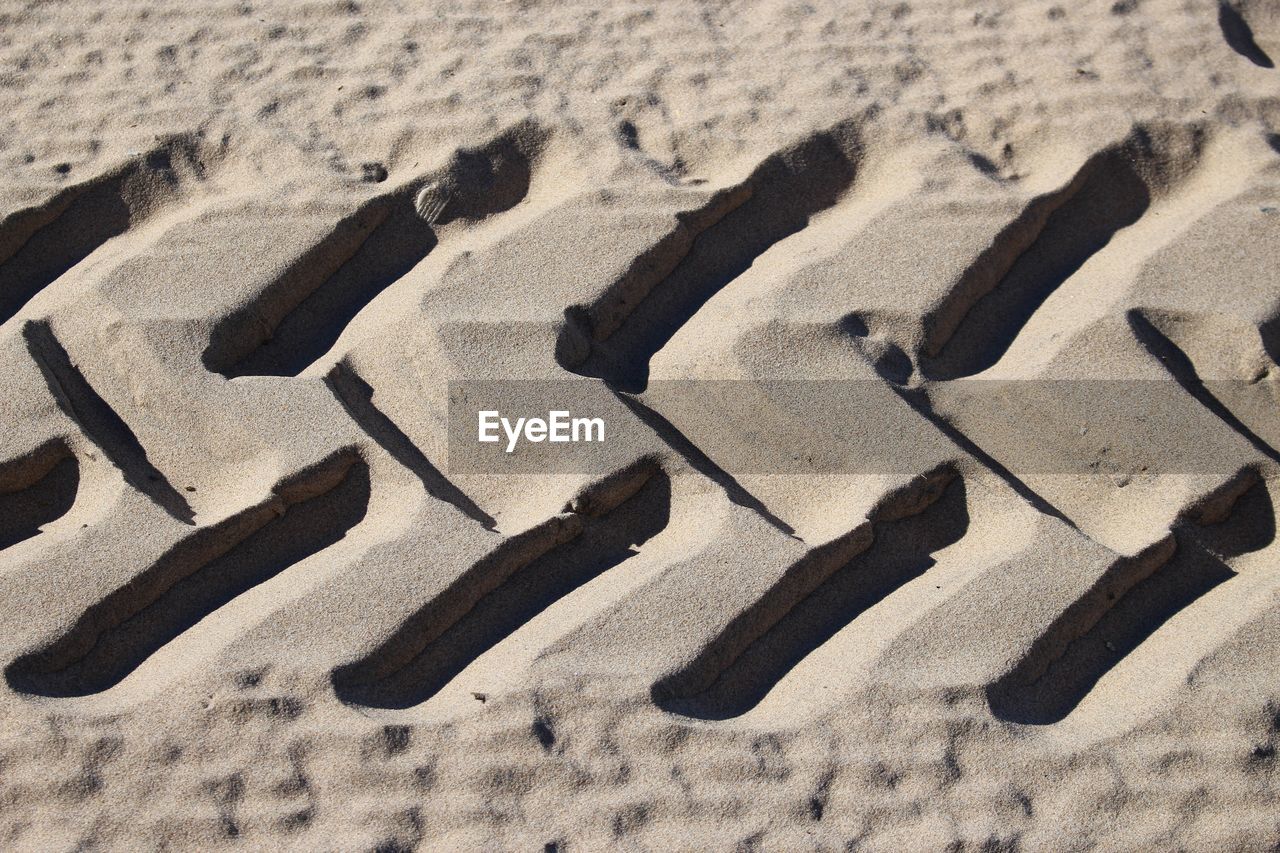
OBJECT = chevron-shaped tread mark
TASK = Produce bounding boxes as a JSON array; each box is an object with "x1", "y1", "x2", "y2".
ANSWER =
[
  {"x1": 23, "y1": 320, "x2": 194, "y2": 523},
  {"x1": 325, "y1": 359, "x2": 495, "y2": 528},
  {"x1": 5, "y1": 450, "x2": 369, "y2": 698},
  {"x1": 206, "y1": 197, "x2": 435, "y2": 378},
  {"x1": 923, "y1": 122, "x2": 1207, "y2": 379},
  {"x1": 611, "y1": 389, "x2": 796, "y2": 534},
  {"x1": 561, "y1": 123, "x2": 863, "y2": 391},
  {"x1": 987, "y1": 471, "x2": 1274, "y2": 725},
  {"x1": 0, "y1": 441, "x2": 78, "y2": 552},
  {"x1": 205, "y1": 122, "x2": 546, "y2": 378},
  {"x1": 1128, "y1": 309, "x2": 1280, "y2": 462},
  {"x1": 332, "y1": 460, "x2": 667, "y2": 709},
  {"x1": 653, "y1": 466, "x2": 963, "y2": 720},
  {"x1": 888, "y1": 381, "x2": 1076, "y2": 524},
  {"x1": 0, "y1": 136, "x2": 215, "y2": 327}
]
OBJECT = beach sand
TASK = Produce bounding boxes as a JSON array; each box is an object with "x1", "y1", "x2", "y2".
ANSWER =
[{"x1": 0, "y1": 0, "x2": 1278, "y2": 848}]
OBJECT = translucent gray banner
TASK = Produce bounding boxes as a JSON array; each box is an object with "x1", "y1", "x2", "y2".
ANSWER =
[{"x1": 446, "y1": 380, "x2": 1278, "y2": 475}]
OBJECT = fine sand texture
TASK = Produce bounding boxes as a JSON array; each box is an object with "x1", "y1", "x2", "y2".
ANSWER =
[{"x1": 1, "y1": 0, "x2": 1280, "y2": 849}]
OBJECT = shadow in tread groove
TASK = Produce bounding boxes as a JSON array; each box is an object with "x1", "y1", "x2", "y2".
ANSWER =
[
  {"x1": 613, "y1": 389, "x2": 795, "y2": 535},
  {"x1": 924, "y1": 123, "x2": 1206, "y2": 379},
  {"x1": 880, "y1": 378, "x2": 1076, "y2": 525},
  {"x1": 655, "y1": 472, "x2": 968, "y2": 720},
  {"x1": 23, "y1": 320, "x2": 194, "y2": 523},
  {"x1": 205, "y1": 123, "x2": 546, "y2": 378},
  {"x1": 325, "y1": 359, "x2": 495, "y2": 528},
  {"x1": 210, "y1": 201, "x2": 436, "y2": 378},
  {"x1": 1263, "y1": 312, "x2": 1280, "y2": 367},
  {"x1": 6, "y1": 451, "x2": 369, "y2": 697},
  {"x1": 0, "y1": 443, "x2": 79, "y2": 551},
  {"x1": 1219, "y1": 2, "x2": 1275, "y2": 68},
  {"x1": 334, "y1": 464, "x2": 669, "y2": 709},
  {"x1": 0, "y1": 138, "x2": 212, "y2": 327},
  {"x1": 988, "y1": 477, "x2": 1275, "y2": 725},
  {"x1": 565, "y1": 124, "x2": 862, "y2": 392},
  {"x1": 1128, "y1": 310, "x2": 1280, "y2": 462}
]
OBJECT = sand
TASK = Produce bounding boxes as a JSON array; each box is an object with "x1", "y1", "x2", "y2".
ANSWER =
[{"x1": 0, "y1": 0, "x2": 1278, "y2": 848}]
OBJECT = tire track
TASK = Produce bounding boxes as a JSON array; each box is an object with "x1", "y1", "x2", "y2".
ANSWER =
[
  {"x1": 325, "y1": 358, "x2": 495, "y2": 528},
  {"x1": 922, "y1": 122, "x2": 1208, "y2": 379},
  {"x1": 653, "y1": 465, "x2": 959, "y2": 720},
  {"x1": 987, "y1": 469, "x2": 1274, "y2": 725},
  {"x1": 204, "y1": 121, "x2": 547, "y2": 378},
  {"x1": 23, "y1": 320, "x2": 194, "y2": 523},
  {"x1": 332, "y1": 459, "x2": 666, "y2": 710},
  {"x1": 5, "y1": 449, "x2": 368, "y2": 698},
  {"x1": 0, "y1": 440, "x2": 78, "y2": 552},
  {"x1": 0, "y1": 136, "x2": 219, "y2": 328},
  {"x1": 657, "y1": 469, "x2": 968, "y2": 720},
  {"x1": 1128, "y1": 309, "x2": 1280, "y2": 462},
  {"x1": 560, "y1": 122, "x2": 864, "y2": 391}
]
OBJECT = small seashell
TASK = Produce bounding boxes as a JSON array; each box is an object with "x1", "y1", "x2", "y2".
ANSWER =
[{"x1": 414, "y1": 180, "x2": 452, "y2": 223}]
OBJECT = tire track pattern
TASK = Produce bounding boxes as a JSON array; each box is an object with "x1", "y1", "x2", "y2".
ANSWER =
[{"x1": 0, "y1": 120, "x2": 1274, "y2": 747}]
